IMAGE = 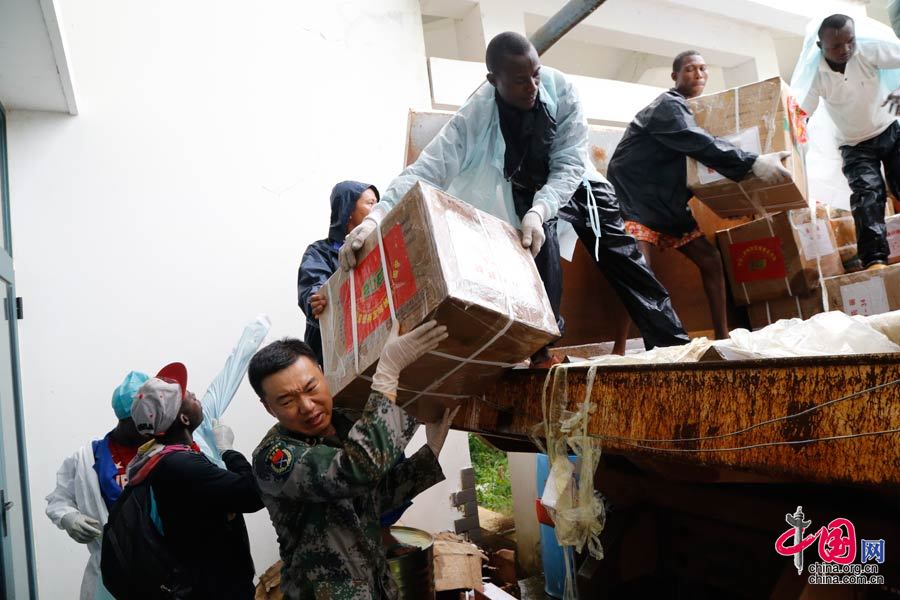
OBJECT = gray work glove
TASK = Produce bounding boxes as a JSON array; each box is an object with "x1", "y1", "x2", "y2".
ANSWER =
[
  {"x1": 425, "y1": 406, "x2": 461, "y2": 458},
  {"x1": 751, "y1": 151, "x2": 792, "y2": 185},
  {"x1": 521, "y1": 204, "x2": 548, "y2": 258},
  {"x1": 372, "y1": 320, "x2": 449, "y2": 401},
  {"x1": 212, "y1": 418, "x2": 234, "y2": 452},
  {"x1": 60, "y1": 511, "x2": 102, "y2": 543}
]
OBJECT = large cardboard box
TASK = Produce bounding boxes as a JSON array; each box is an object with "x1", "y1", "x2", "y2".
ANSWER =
[
  {"x1": 746, "y1": 292, "x2": 825, "y2": 330},
  {"x1": 319, "y1": 182, "x2": 559, "y2": 421},
  {"x1": 824, "y1": 264, "x2": 900, "y2": 316},
  {"x1": 687, "y1": 77, "x2": 809, "y2": 218},
  {"x1": 717, "y1": 208, "x2": 844, "y2": 306}
]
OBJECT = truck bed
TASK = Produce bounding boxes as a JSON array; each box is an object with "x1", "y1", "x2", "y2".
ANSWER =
[{"x1": 453, "y1": 353, "x2": 900, "y2": 492}]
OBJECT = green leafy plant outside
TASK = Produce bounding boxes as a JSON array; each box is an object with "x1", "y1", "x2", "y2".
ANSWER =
[{"x1": 468, "y1": 434, "x2": 513, "y2": 515}]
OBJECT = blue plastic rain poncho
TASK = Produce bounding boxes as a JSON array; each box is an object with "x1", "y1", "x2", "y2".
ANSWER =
[
  {"x1": 297, "y1": 181, "x2": 379, "y2": 365},
  {"x1": 790, "y1": 15, "x2": 900, "y2": 209},
  {"x1": 378, "y1": 66, "x2": 603, "y2": 227},
  {"x1": 889, "y1": 0, "x2": 900, "y2": 40},
  {"x1": 193, "y1": 314, "x2": 271, "y2": 468}
]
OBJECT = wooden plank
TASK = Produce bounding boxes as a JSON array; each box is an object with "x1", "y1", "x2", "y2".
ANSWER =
[{"x1": 454, "y1": 354, "x2": 900, "y2": 490}]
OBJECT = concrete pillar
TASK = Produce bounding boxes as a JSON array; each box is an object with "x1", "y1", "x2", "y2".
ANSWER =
[{"x1": 509, "y1": 452, "x2": 541, "y2": 575}]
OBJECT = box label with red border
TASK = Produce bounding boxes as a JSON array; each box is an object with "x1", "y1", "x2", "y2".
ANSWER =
[
  {"x1": 341, "y1": 224, "x2": 417, "y2": 351},
  {"x1": 729, "y1": 236, "x2": 787, "y2": 283}
]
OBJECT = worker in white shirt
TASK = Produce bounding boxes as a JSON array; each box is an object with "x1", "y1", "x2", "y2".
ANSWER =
[{"x1": 799, "y1": 14, "x2": 900, "y2": 270}]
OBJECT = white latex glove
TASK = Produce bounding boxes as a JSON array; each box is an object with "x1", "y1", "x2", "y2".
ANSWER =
[
  {"x1": 425, "y1": 406, "x2": 461, "y2": 457},
  {"x1": 339, "y1": 218, "x2": 377, "y2": 271},
  {"x1": 339, "y1": 203, "x2": 388, "y2": 271},
  {"x1": 372, "y1": 320, "x2": 449, "y2": 401},
  {"x1": 212, "y1": 418, "x2": 234, "y2": 452},
  {"x1": 751, "y1": 151, "x2": 792, "y2": 185},
  {"x1": 520, "y1": 207, "x2": 546, "y2": 258},
  {"x1": 60, "y1": 511, "x2": 102, "y2": 543}
]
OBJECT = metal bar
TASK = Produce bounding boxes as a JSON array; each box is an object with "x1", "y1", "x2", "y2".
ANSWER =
[{"x1": 529, "y1": 0, "x2": 609, "y2": 55}]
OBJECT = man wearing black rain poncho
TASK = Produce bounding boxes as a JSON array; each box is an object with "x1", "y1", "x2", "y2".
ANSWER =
[
  {"x1": 607, "y1": 50, "x2": 791, "y2": 346},
  {"x1": 297, "y1": 181, "x2": 379, "y2": 365},
  {"x1": 340, "y1": 32, "x2": 689, "y2": 363}
]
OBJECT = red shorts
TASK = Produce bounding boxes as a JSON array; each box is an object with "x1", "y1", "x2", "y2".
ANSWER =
[{"x1": 624, "y1": 221, "x2": 704, "y2": 250}]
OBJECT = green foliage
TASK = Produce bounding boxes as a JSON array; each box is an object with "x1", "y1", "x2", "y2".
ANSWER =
[{"x1": 468, "y1": 434, "x2": 513, "y2": 515}]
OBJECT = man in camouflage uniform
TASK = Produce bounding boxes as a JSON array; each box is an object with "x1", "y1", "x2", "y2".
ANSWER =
[{"x1": 250, "y1": 320, "x2": 459, "y2": 599}]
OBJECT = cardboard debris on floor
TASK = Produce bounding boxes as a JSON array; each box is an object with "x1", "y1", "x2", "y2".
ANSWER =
[
  {"x1": 824, "y1": 263, "x2": 900, "y2": 317},
  {"x1": 254, "y1": 561, "x2": 283, "y2": 600},
  {"x1": 320, "y1": 182, "x2": 559, "y2": 422},
  {"x1": 717, "y1": 207, "x2": 843, "y2": 305},
  {"x1": 687, "y1": 77, "x2": 808, "y2": 218},
  {"x1": 434, "y1": 532, "x2": 487, "y2": 592}
]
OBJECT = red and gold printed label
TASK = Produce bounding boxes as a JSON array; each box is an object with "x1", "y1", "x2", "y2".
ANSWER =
[
  {"x1": 729, "y1": 236, "x2": 787, "y2": 283},
  {"x1": 341, "y1": 224, "x2": 417, "y2": 351},
  {"x1": 787, "y1": 95, "x2": 808, "y2": 145}
]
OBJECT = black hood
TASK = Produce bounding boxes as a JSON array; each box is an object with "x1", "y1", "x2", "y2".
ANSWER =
[{"x1": 328, "y1": 181, "x2": 379, "y2": 242}]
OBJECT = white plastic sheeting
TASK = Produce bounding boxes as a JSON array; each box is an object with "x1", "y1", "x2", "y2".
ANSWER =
[{"x1": 569, "y1": 310, "x2": 900, "y2": 365}]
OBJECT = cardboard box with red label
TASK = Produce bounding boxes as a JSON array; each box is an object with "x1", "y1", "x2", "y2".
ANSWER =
[
  {"x1": 319, "y1": 182, "x2": 559, "y2": 422},
  {"x1": 716, "y1": 207, "x2": 844, "y2": 305},
  {"x1": 888, "y1": 214, "x2": 900, "y2": 265},
  {"x1": 824, "y1": 264, "x2": 900, "y2": 317},
  {"x1": 687, "y1": 77, "x2": 809, "y2": 218}
]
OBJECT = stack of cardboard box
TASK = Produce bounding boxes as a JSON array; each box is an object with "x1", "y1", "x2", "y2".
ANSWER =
[
  {"x1": 716, "y1": 207, "x2": 843, "y2": 329},
  {"x1": 824, "y1": 264, "x2": 900, "y2": 316}
]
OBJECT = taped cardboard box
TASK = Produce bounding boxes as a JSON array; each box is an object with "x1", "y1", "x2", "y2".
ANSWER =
[
  {"x1": 687, "y1": 77, "x2": 808, "y2": 218},
  {"x1": 888, "y1": 214, "x2": 900, "y2": 264},
  {"x1": 828, "y1": 214, "x2": 862, "y2": 270},
  {"x1": 824, "y1": 264, "x2": 900, "y2": 317},
  {"x1": 716, "y1": 207, "x2": 843, "y2": 306},
  {"x1": 746, "y1": 292, "x2": 825, "y2": 330},
  {"x1": 319, "y1": 182, "x2": 559, "y2": 422}
]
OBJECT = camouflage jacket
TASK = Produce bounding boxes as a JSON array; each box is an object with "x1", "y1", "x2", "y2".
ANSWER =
[{"x1": 253, "y1": 392, "x2": 445, "y2": 600}]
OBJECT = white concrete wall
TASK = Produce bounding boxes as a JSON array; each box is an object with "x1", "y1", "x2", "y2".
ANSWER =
[{"x1": 6, "y1": 1, "x2": 472, "y2": 597}]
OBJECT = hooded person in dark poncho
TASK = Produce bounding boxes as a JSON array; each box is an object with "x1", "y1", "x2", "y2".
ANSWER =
[{"x1": 298, "y1": 181, "x2": 379, "y2": 365}]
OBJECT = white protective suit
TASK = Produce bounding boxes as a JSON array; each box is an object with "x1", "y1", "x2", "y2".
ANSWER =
[
  {"x1": 44, "y1": 315, "x2": 269, "y2": 600},
  {"x1": 380, "y1": 66, "x2": 603, "y2": 238}
]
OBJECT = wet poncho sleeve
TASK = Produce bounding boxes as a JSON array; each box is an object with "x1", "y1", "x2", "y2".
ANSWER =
[
  {"x1": 648, "y1": 94, "x2": 756, "y2": 181},
  {"x1": 379, "y1": 114, "x2": 467, "y2": 211},
  {"x1": 531, "y1": 74, "x2": 588, "y2": 219}
]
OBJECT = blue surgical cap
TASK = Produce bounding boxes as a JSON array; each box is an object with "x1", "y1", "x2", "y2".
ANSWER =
[{"x1": 111, "y1": 371, "x2": 150, "y2": 419}]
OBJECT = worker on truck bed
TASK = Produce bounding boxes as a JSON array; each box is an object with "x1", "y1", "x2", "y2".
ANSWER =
[
  {"x1": 798, "y1": 14, "x2": 900, "y2": 271},
  {"x1": 340, "y1": 31, "x2": 689, "y2": 363},
  {"x1": 249, "y1": 322, "x2": 457, "y2": 599},
  {"x1": 607, "y1": 51, "x2": 792, "y2": 345},
  {"x1": 297, "y1": 180, "x2": 379, "y2": 365}
]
